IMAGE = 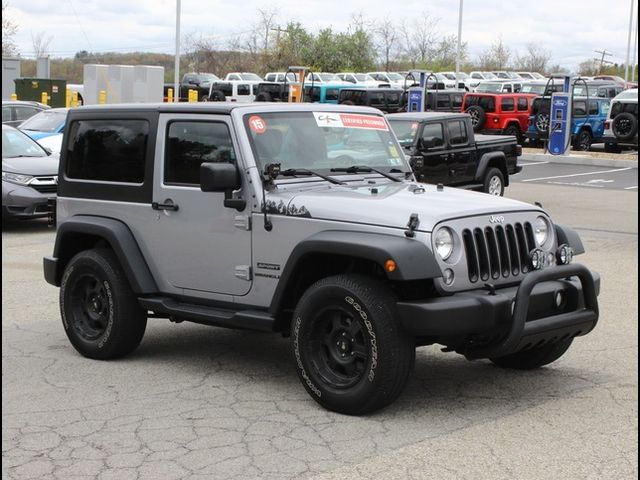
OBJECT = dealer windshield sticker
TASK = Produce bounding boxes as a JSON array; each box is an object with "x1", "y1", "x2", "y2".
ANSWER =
[
  {"x1": 313, "y1": 112, "x2": 388, "y2": 131},
  {"x1": 388, "y1": 145, "x2": 399, "y2": 158},
  {"x1": 249, "y1": 115, "x2": 267, "y2": 134}
]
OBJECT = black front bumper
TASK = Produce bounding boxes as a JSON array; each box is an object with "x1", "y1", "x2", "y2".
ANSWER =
[{"x1": 396, "y1": 264, "x2": 599, "y2": 358}]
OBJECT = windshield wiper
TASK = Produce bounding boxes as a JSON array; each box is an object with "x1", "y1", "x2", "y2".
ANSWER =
[
  {"x1": 280, "y1": 168, "x2": 346, "y2": 185},
  {"x1": 330, "y1": 165, "x2": 403, "y2": 182}
]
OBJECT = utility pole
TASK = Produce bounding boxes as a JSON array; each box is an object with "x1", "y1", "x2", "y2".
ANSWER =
[
  {"x1": 455, "y1": 0, "x2": 464, "y2": 81},
  {"x1": 174, "y1": 0, "x2": 181, "y2": 103},
  {"x1": 624, "y1": 0, "x2": 635, "y2": 81},
  {"x1": 594, "y1": 49, "x2": 614, "y2": 73},
  {"x1": 633, "y1": 11, "x2": 638, "y2": 82},
  {"x1": 269, "y1": 26, "x2": 288, "y2": 46}
]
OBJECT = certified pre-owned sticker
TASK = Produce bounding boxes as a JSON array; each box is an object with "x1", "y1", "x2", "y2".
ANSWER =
[{"x1": 313, "y1": 112, "x2": 388, "y2": 131}]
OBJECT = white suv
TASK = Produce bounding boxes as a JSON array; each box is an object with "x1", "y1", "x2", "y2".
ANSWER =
[{"x1": 603, "y1": 88, "x2": 638, "y2": 152}]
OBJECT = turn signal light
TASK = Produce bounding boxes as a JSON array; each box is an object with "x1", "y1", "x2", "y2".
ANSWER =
[{"x1": 384, "y1": 259, "x2": 397, "y2": 273}]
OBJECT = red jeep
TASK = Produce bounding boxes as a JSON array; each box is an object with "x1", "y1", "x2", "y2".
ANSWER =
[{"x1": 462, "y1": 93, "x2": 538, "y2": 143}]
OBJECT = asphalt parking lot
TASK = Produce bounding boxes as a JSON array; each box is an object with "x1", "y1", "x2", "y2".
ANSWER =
[
  {"x1": 515, "y1": 160, "x2": 638, "y2": 191},
  {"x1": 2, "y1": 169, "x2": 638, "y2": 480}
]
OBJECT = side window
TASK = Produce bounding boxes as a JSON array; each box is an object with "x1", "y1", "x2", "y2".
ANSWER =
[
  {"x1": 14, "y1": 106, "x2": 39, "y2": 121},
  {"x1": 589, "y1": 101, "x2": 599, "y2": 115},
  {"x1": 370, "y1": 92, "x2": 385, "y2": 106},
  {"x1": 447, "y1": 120, "x2": 468, "y2": 145},
  {"x1": 573, "y1": 101, "x2": 587, "y2": 116},
  {"x1": 517, "y1": 97, "x2": 529, "y2": 111},
  {"x1": 165, "y1": 121, "x2": 236, "y2": 185},
  {"x1": 514, "y1": 83, "x2": 522, "y2": 93},
  {"x1": 452, "y1": 94, "x2": 463, "y2": 109},
  {"x1": 2, "y1": 106, "x2": 12, "y2": 122},
  {"x1": 325, "y1": 88, "x2": 339, "y2": 101},
  {"x1": 386, "y1": 92, "x2": 400, "y2": 104},
  {"x1": 265, "y1": 74, "x2": 274, "y2": 82},
  {"x1": 501, "y1": 98, "x2": 515, "y2": 112},
  {"x1": 66, "y1": 119, "x2": 148, "y2": 183},
  {"x1": 502, "y1": 84, "x2": 513, "y2": 93},
  {"x1": 436, "y1": 94, "x2": 450, "y2": 108},
  {"x1": 471, "y1": 73, "x2": 481, "y2": 79},
  {"x1": 237, "y1": 84, "x2": 250, "y2": 95},
  {"x1": 421, "y1": 123, "x2": 445, "y2": 147},
  {"x1": 221, "y1": 84, "x2": 233, "y2": 96}
]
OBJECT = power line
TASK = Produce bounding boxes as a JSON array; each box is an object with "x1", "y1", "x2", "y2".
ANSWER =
[{"x1": 593, "y1": 48, "x2": 614, "y2": 73}]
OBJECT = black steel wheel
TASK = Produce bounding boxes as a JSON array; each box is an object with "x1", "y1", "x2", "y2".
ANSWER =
[
  {"x1": 60, "y1": 248, "x2": 147, "y2": 359},
  {"x1": 291, "y1": 274, "x2": 414, "y2": 415}
]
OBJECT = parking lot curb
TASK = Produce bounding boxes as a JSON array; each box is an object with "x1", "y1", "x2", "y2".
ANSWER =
[{"x1": 521, "y1": 153, "x2": 638, "y2": 169}]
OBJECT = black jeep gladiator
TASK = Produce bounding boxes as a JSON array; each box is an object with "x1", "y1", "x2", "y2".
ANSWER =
[{"x1": 388, "y1": 112, "x2": 522, "y2": 196}]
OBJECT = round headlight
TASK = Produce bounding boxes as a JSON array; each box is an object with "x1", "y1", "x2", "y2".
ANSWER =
[
  {"x1": 434, "y1": 228, "x2": 454, "y2": 260},
  {"x1": 534, "y1": 216, "x2": 550, "y2": 246}
]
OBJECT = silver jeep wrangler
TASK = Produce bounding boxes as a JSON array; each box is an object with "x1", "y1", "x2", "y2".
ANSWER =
[{"x1": 44, "y1": 103, "x2": 599, "y2": 415}]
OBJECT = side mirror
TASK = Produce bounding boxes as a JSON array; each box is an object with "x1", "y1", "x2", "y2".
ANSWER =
[
  {"x1": 200, "y1": 162, "x2": 245, "y2": 210},
  {"x1": 43, "y1": 147, "x2": 53, "y2": 155}
]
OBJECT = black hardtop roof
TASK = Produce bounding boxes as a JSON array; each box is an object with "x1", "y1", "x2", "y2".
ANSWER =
[
  {"x1": 340, "y1": 87, "x2": 404, "y2": 93},
  {"x1": 387, "y1": 111, "x2": 470, "y2": 122},
  {"x1": 65, "y1": 102, "x2": 386, "y2": 116}
]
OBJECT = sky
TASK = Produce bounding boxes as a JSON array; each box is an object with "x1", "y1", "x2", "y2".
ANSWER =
[{"x1": 5, "y1": 0, "x2": 639, "y2": 73}]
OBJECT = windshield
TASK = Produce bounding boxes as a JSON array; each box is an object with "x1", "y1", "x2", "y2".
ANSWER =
[
  {"x1": 318, "y1": 73, "x2": 340, "y2": 82},
  {"x1": 387, "y1": 120, "x2": 419, "y2": 146},
  {"x1": 2, "y1": 128, "x2": 47, "y2": 157},
  {"x1": 355, "y1": 74, "x2": 373, "y2": 82},
  {"x1": 483, "y1": 72, "x2": 498, "y2": 79},
  {"x1": 244, "y1": 112, "x2": 408, "y2": 175},
  {"x1": 441, "y1": 73, "x2": 455, "y2": 80},
  {"x1": 240, "y1": 73, "x2": 262, "y2": 81},
  {"x1": 199, "y1": 74, "x2": 220, "y2": 84},
  {"x1": 532, "y1": 72, "x2": 545, "y2": 79},
  {"x1": 475, "y1": 82, "x2": 505, "y2": 93},
  {"x1": 19, "y1": 110, "x2": 66, "y2": 132},
  {"x1": 615, "y1": 89, "x2": 638, "y2": 100},
  {"x1": 387, "y1": 73, "x2": 404, "y2": 81},
  {"x1": 521, "y1": 84, "x2": 546, "y2": 94}
]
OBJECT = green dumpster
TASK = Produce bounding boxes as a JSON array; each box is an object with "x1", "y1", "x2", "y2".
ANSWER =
[{"x1": 14, "y1": 78, "x2": 67, "y2": 108}]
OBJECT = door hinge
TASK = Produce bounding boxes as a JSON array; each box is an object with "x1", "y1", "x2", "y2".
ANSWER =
[
  {"x1": 234, "y1": 215, "x2": 251, "y2": 231},
  {"x1": 235, "y1": 265, "x2": 252, "y2": 281}
]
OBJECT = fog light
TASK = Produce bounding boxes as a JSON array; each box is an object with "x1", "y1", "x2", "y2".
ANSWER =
[
  {"x1": 555, "y1": 291, "x2": 564, "y2": 308},
  {"x1": 530, "y1": 248, "x2": 546, "y2": 270},
  {"x1": 443, "y1": 268, "x2": 454, "y2": 285},
  {"x1": 556, "y1": 244, "x2": 574, "y2": 265}
]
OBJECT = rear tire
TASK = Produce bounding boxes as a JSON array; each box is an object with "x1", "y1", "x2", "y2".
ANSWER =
[
  {"x1": 483, "y1": 167, "x2": 505, "y2": 196},
  {"x1": 60, "y1": 248, "x2": 147, "y2": 360},
  {"x1": 490, "y1": 338, "x2": 574, "y2": 370},
  {"x1": 291, "y1": 274, "x2": 414, "y2": 415},
  {"x1": 612, "y1": 112, "x2": 637, "y2": 141},
  {"x1": 503, "y1": 124, "x2": 522, "y2": 143},
  {"x1": 572, "y1": 130, "x2": 592, "y2": 151}
]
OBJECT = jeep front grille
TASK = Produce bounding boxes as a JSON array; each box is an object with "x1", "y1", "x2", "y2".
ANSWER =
[{"x1": 462, "y1": 222, "x2": 536, "y2": 283}]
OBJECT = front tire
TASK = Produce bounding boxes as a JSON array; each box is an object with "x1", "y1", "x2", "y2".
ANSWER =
[
  {"x1": 573, "y1": 130, "x2": 592, "y2": 151},
  {"x1": 483, "y1": 167, "x2": 505, "y2": 196},
  {"x1": 490, "y1": 338, "x2": 574, "y2": 370},
  {"x1": 60, "y1": 248, "x2": 147, "y2": 360},
  {"x1": 291, "y1": 274, "x2": 414, "y2": 415}
]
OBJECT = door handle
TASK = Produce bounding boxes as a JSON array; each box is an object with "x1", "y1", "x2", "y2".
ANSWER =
[{"x1": 152, "y1": 199, "x2": 179, "y2": 211}]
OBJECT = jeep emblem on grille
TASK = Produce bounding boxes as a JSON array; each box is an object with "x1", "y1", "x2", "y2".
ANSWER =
[{"x1": 490, "y1": 215, "x2": 505, "y2": 223}]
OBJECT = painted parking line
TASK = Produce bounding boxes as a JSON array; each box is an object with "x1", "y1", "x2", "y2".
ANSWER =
[
  {"x1": 519, "y1": 161, "x2": 550, "y2": 166},
  {"x1": 625, "y1": 186, "x2": 638, "y2": 190},
  {"x1": 521, "y1": 167, "x2": 633, "y2": 183}
]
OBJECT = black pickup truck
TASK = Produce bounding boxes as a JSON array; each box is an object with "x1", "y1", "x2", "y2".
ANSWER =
[
  {"x1": 387, "y1": 112, "x2": 522, "y2": 196},
  {"x1": 163, "y1": 73, "x2": 219, "y2": 102}
]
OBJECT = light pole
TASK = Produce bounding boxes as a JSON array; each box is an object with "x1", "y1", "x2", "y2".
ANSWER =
[
  {"x1": 633, "y1": 5, "x2": 638, "y2": 82},
  {"x1": 624, "y1": 0, "x2": 635, "y2": 82},
  {"x1": 455, "y1": 0, "x2": 464, "y2": 81},
  {"x1": 174, "y1": 0, "x2": 181, "y2": 103}
]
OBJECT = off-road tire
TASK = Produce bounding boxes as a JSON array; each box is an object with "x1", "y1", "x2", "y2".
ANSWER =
[
  {"x1": 503, "y1": 124, "x2": 522, "y2": 143},
  {"x1": 483, "y1": 167, "x2": 505, "y2": 196},
  {"x1": 209, "y1": 90, "x2": 226, "y2": 102},
  {"x1": 255, "y1": 92, "x2": 272, "y2": 102},
  {"x1": 534, "y1": 113, "x2": 550, "y2": 133},
  {"x1": 291, "y1": 274, "x2": 414, "y2": 415},
  {"x1": 60, "y1": 248, "x2": 147, "y2": 360},
  {"x1": 604, "y1": 142, "x2": 622, "y2": 153},
  {"x1": 340, "y1": 100, "x2": 355, "y2": 105},
  {"x1": 466, "y1": 106, "x2": 486, "y2": 131},
  {"x1": 199, "y1": 94, "x2": 209, "y2": 102},
  {"x1": 612, "y1": 112, "x2": 638, "y2": 142},
  {"x1": 573, "y1": 129, "x2": 592, "y2": 151},
  {"x1": 490, "y1": 338, "x2": 574, "y2": 370}
]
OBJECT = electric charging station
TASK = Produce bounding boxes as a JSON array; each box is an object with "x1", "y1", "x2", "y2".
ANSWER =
[
  {"x1": 406, "y1": 71, "x2": 428, "y2": 112},
  {"x1": 286, "y1": 66, "x2": 309, "y2": 103},
  {"x1": 547, "y1": 76, "x2": 573, "y2": 155},
  {"x1": 406, "y1": 71, "x2": 438, "y2": 113}
]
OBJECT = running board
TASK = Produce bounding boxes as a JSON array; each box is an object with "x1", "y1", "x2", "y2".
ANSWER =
[
  {"x1": 460, "y1": 183, "x2": 484, "y2": 191},
  {"x1": 139, "y1": 297, "x2": 275, "y2": 332}
]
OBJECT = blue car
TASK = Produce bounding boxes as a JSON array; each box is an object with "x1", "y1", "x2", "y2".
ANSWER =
[
  {"x1": 303, "y1": 83, "x2": 361, "y2": 104},
  {"x1": 526, "y1": 97, "x2": 610, "y2": 150},
  {"x1": 18, "y1": 108, "x2": 68, "y2": 141}
]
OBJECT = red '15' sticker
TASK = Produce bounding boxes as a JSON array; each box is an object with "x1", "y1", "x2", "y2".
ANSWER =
[{"x1": 249, "y1": 115, "x2": 267, "y2": 133}]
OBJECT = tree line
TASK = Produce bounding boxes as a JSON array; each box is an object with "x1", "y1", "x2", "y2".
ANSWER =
[{"x1": 3, "y1": 5, "x2": 637, "y2": 83}]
